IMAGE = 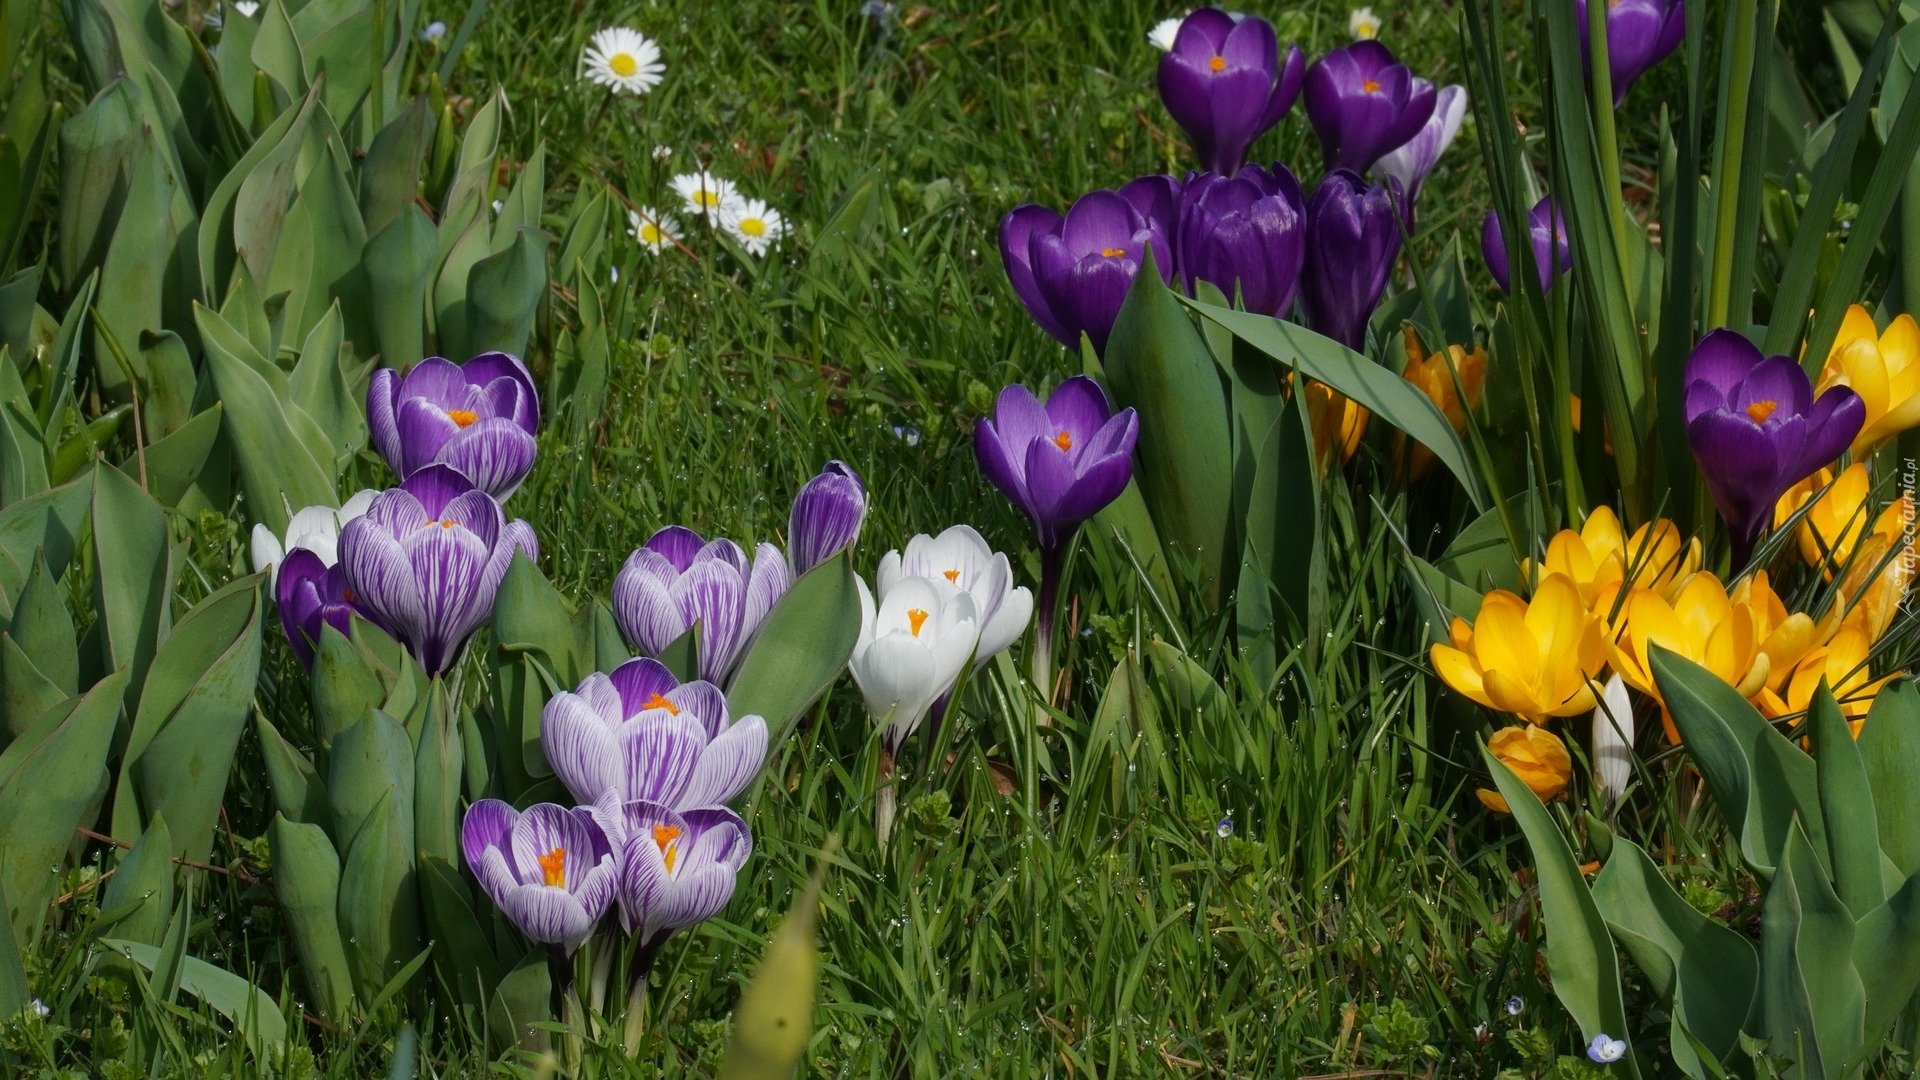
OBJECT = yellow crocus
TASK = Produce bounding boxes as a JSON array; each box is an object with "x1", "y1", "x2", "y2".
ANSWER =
[
  {"x1": 1758, "y1": 620, "x2": 1893, "y2": 735},
  {"x1": 1430, "y1": 574, "x2": 1608, "y2": 723},
  {"x1": 1526, "y1": 506, "x2": 1701, "y2": 609},
  {"x1": 1817, "y1": 534, "x2": 1913, "y2": 644},
  {"x1": 1475, "y1": 724, "x2": 1574, "y2": 814},
  {"x1": 1814, "y1": 304, "x2": 1920, "y2": 454},
  {"x1": 1730, "y1": 571, "x2": 1819, "y2": 695},
  {"x1": 1304, "y1": 379, "x2": 1368, "y2": 467},
  {"x1": 1397, "y1": 326, "x2": 1487, "y2": 480},
  {"x1": 1774, "y1": 463, "x2": 1912, "y2": 573},
  {"x1": 1609, "y1": 571, "x2": 1770, "y2": 742}
]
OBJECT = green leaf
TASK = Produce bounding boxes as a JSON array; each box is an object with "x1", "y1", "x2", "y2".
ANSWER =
[
  {"x1": 0, "y1": 473, "x2": 93, "y2": 586},
  {"x1": 93, "y1": 128, "x2": 192, "y2": 402},
  {"x1": 364, "y1": 206, "x2": 438, "y2": 369},
  {"x1": 139, "y1": 404, "x2": 224, "y2": 510},
  {"x1": 462, "y1": 226, "x2": 550, "y2": 361},
  {"x1": 287, "y1": 304, "x2": 366, "y2": 465},
  {"x1": 1652, "y1": 645, "x2": 1825, "y2": 879},
  {"x1": 1591, "y1": 836, "x2": 1757, "y2": 1074},
  {"x1": 8, "y1": 551, "x2": 76, "y2": 696},
  {"x1": 0, "y1": 634, "x2": 67, "y2": 745},
  {"x1": 360, "y1": 98, "x2": 435, "y2": 239},
  {"x1": 100, "y1": 938, "x2": 288, "y2": 1053},
  {"x1": 491, "y1": 553, "x2": 580, "y2": 676},
  {"x1": 335, "y1": 792, "x2": 422, "y2": 1006},
  {"x1": 412, "y1": 682, "x2": 461, "y2": 867},
  {"x1": 417, "y1": 853, "x2": 503, "y2": 1007},
  {"x1": 56, "y1": 78, "x2": 141, "y2": 290},
  {"x1": 1481, "y1": 740, "x2": 1639, "y2": 1076},
  {"x1": 728, "y1": 552, "x2": 860, "y2": 746},
  {"x1": 485, "y1": 951, "x2": 552, "y2": 1055},
  {"x1": 0, "y1": 668, "x2": 131, "y2": 943},
  {"x1": 91, "y1": 463, "x2": 171, "y2": 711},
  {"x1": 1083, "y1": 650, "x2": 1173, "y2": 800},
  {"x1": 98, "y1": 815, "x2": 174, "y2": 946},
  {"x1": 267, "y1": 814, "x2": 354, "y2": 1022},
  {"x1": 1761, "y1": 820, "x2": 1864, "y2": 1076},
  {"x1": 1182, "y1": 299, "x2": 1487, "y2": 510},
  {"x1": 328, "y1": 709, "x2": 416, "y2": 855},
  {"x1": 656, "y1": 625, "x2": 700, "y2": 684},
  {"x1": 310, "y1": 623, "x2": 387, "y2": 746},
  {"x1": 1857, "y1": 679, "x2": 1920, "y2": 877},
  {"x1": 1105, "y1": 254, "x2": 1234, "y2": 608},
  {"x1": 717, "y1": 836, "x2": 837, "y2": 1080},
  {"x1": 197, "y1": 81, "x2": 320, "y2": 305},
  {"x1": 195, "y1": 302, "x2": 338, "y2": 535},
  {"x1": 254, "y1": 712, "x2": 329, "y2": 829},
  {"x1": 1808, "y1": 681, "x2": 1884, "y2": 918},
  {"x1": 0, "y1": 880, "x2": 27, "y2": 1021},
  {"x1": 1852, "y1": 867, "x2": 1920, "y2": 1060}
]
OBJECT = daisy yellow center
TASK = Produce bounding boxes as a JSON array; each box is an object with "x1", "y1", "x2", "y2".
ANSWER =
[
  {"x1": 642, "y1": 692, "x2": 680, "y2": 715},
  {"x1": 1053, "y1": 430, "x2": 1073, "y2": 452},
  {"x1": 641, "y1": 222, "x2": 664, "y2": 243},
  {"x1": 610, "y1": 52, "x2": 639, "y2": 78},
  {"x1": 538, "y1": 847, "x2": 567, "y2": 888},
  {"x1": 447, "y1": 408, "x2": 479, "y2": 428},
  {"x1": 1099, "y1": 246, "x2": 1126, "y2": 258},
  {"x1": 907, "y1": 608, "x2": 930, "y2": 637},
  {"x1": 739, "y1": 217, "x2": 768, "y2": 238},
  {"x1": 696, "y1": 190, "x2": 721, "y2": 209},
  {"x1": 1362, "y1": 78, "x2": 1382, "y2": 93},
  {"x1": 651, "y1": 824, "x2": 683, "y2": 872},
  {"x1": 1208, "y1": 55, "x2": 1227, "y2": 73},
  {"x1": 943, "y1": 568, "x2": 960, "y2": 583},
  {"x1": 1746, "y1": 400, "x2": 1779, "y2": 424},
  {"x1": 1358, "y1": 22, "x2": 1378, "y2": 39}
]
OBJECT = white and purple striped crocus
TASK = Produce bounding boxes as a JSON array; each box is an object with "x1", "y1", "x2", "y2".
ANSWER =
[
  {"x1": 337, "y1": 465, "x2": 538, "y2": 677},
  {"x1": 788, "y1": 461, "x2": 867, "y2": 575},
  {"x1": 275, "y1": 549, "x2": 357, "y2": 667},
  {"x1": 615, "y1": 800, "x2": 753, "y2": 948},
  {"x1": 462, "y1": 800, "x2": 619, "y2": 954},
  {"x1": 369, "y1": 351, "x2": 541, "y2": 501},
  {"x1": 611, "y1": 527, "x2": 792, "y2": 684},
  {"x1": 540, "y1": 657, "x2": 769, "y2": 809}
]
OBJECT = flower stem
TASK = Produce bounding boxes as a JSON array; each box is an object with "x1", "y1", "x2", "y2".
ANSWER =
[
  {"x1": 1031, "y1": 541, "x2": 1065, "y2": 726},
  {"x1": 875, "y1": 747, "x2": 897, "y2": 851},
  {"x1": 621, "y1": 936, "x2": 663, "y2": 1055}
]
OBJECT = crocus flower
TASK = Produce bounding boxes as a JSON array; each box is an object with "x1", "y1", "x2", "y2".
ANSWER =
[
  {"x1": 1577, "y1": 0, "x2": 1684, "y2": 105},
  {"x1": 1395, "y1": 327, "x2": 1485, "y2": 480},
  {"x1": 789, "y1": 461, "x2": 867, "y2": 575},
  {"x1": 616, "y1": 801, "x2": 752, "y2": 946},
  {"x1": 999, "y1": 177, "x2": 1180, "y2": 355},
  {"x1": 1175, "y1": 163, "x2": 1307, "y2": 318},
  {"x1": 1475, "y1": 724, "x2": 1573, "y2": 814},
  {"x1": 1589, "y1": 674, "x2": 1634, "y2": 803},
  {"x1": 1305, "y1": 379, "x2": 1368, "y2": 467},
  {"x1": 368, "y1": 352, "x2": 541, "y2": 501},
  {"x1": 1373, "y1": 83, "x2": 1466, "y2": 215},
  {"x1": 1814, "y1": 305, "x2": 1920, "y2": 455},
  {"x1": 337, "y1": 465, "x2": 537, "y2": 677},
  {"x1": 274, "y1": 549, "x2": 357, "y2": 667},
  {"x1": 250, "y1": 490, "x2": 377, "y2": 588},
  {"x1": 1299, "y1": 170, "x2": 1403, "y2": 351},
  {"x1": 1683, "y1": 329, "x2": 1864, "y2": 557},
  {"x1": 974, "y1": 377, "x2": 1140, "y2": 552},
  {"x1": 1157, "y1": 9, "x2": 1305, "y2": 175},
  {"x1": 1481, "y1": 196, "x2": 1570, "y2": 294},
  {"x1": 1523, "y1": 506, "x2": 1700, "y2": 609},
  {"x1": 1759, "y1": 619, "x2": 1893, "y2": 733},
  {"x1": 1348, "y1": 7, "x2": 1380, "y2": 40},
  {"x1": 1731, "y1": 571, "x2": 1819, "y2": 701},
  {"x1": 1430, "y1": 574, "x2": 1607, "y2": 722},
  {"x1": 1302, "y1": 41, "x2": 1436, "y2": 174},
  {"x1": 1586, "y1": 1034, "x2": 1629, "y2": 1065},
  {"x1": 1773, "y1": 463, "x2": 1912, "y2": 573},
  {"x1": 1610, "y1": 570, "x2": 1768, "y2": 742},
  {"x1": 462, "y1": 800, "x2": 618, "y2": 954},
  {"x1": 877, "y1": 525, "x2": 1034, "y2": 670},
  {"x1": 611, "y1": 526, "x2": 792, "y2": 684},
  {"x1": 851, "y1": 576, "x2": 980, "y2": 753},
  {"x1": 541, "y1": 657, "x2": 768, "y2": 810}
]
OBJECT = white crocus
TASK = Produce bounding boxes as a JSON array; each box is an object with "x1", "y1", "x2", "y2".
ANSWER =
[
  {"x1": 232, "y1": 0, "x2": 259, "y2": 16},
  {"x1": 877, "y1": 525, "x2": 1031, "y2": 672},
  {"x1": 250, "y1": 490, "x2": 378, "y2": 587},
  {"x1": 1591, "y1": 673, "x2": 1634, "y2": 802},
  {"x1": 851, "y1": 576, "x2": 979, "y2": 753}
]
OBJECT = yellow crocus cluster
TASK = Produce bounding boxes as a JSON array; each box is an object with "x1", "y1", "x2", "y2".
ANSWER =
[
  {"x1": 1774, "y1": 463, "x2": 1914, "y2": 575},
  {"x1": 1608, "y1": 570, "x2": 1770, "y2": 743},
  {"x1": 1397, "y1": 327, "x2": 1487, "y2": 481},
  {"x1": 1814, "y1": 304, "x2": 1920, "y2": 455},
  {"x1": 1430, "y1": 574, "x2": 1608, "y2": 723},
  {"x1": 1523, "y1": 506, "x2": 1701, "y2": 610}
]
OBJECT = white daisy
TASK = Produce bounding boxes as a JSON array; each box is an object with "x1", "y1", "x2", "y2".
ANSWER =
[
  {"x1": 671, "y1": 171, "x2": 740, "y2": 220},
  {"x1": 720, "y1": 198, "x2": 787, "y2": 257},
  {"x1": 232, "y1": 0, "x2": 259, "y2": 16},
  {"x1": 582, "y1": 27, "x2": 664, "y2": 95},
  {"x1": 628, "y1": 206, "x2": 682, "y2": 253},
  {"x1": 1349, "y1": 7, "x2": 1381, "y2": 40},
  {"x1": 1148, "y1": 15, "x2": 1184, "y2": 51}
]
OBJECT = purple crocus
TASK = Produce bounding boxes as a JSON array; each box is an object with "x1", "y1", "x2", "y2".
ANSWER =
[
  {"x1": 336, "y1": 465, "x2": 538, "y2": 677},
  {"x1": 616, "y1": 801, "x2": 752, "y2": 947},
  {"x1": 1683, "y1": 329, "x2": 1864, "y2": 560},
  {"x1": 999, "y1": 176, "x2": 1180, "y2": 356},
  {"x1": 1303, "y1": 41, "x2": 1437, "y2": 174},
  {"x1": 540, "y1": 657, "x2": 768, "y2": 809},
  {"x1": 788, "y1": 461, "x2": 866, "y2": 575},
  {"x1": 1578, "y1": 0, "x2": 1685, "y2": 106},
  {"x1": 975, "y1": 377, "x2": 1140, "y2": 553},
  {"x1": 368, "y1": 352, "x2": 540, "y2": 501},
  {"x1": 1482, "y1": 196, "x2": 1572, "y2": 294},
  {"x1": 1299, "y1": 170, "x2": 1404, "y2": 352},
  {"x1": 461, "y1": 800, "x2": 619, "y2": 954},
  {"x1": 274, "y1": 548, "x2": 357, "y2": 667},
  {"x1": 1373, "y1": 83, "x2": 1466, "y2": 216},
  {"x1": 611, "y1": 526, "x2": 792, "y2": 684},
  {"x1": 1176, "y1": 163, "x2": 1307, "y2": 318},
  {"x1": 1157, "y1": 9, "x2": 1306, "y2": 175}
]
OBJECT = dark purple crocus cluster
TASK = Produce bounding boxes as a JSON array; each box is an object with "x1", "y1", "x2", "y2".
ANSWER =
[
  {"x1": 273, "y1": 352, "x2": 543, "y2": 677},
  {"x1": 1002, "y1": 10, "x2": 1462, "y2": 358}
]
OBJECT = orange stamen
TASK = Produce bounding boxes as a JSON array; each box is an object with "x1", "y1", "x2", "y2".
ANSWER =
[
  {"x1": 1208, "y1": 55, "x2": 1227, "y2": 72},
  {"x1": 447, "y1": 409, "x2": 479, "y2": 428},
  {"x1": 439, "y1": 518, "x2": 456, "y2": 529},
  {"x1": 537, "y1": 847, "x2": 567, "y2": 888},
  {"x1": 1099, "y1": 246, "x2": 1126, "y2": 258},
  {"x1": 642, "y1": 692, "x2": 681, "y2": 716},
  {"x1": 1362, "y1": 78, "x2": 1381, "y2": 93},
  {"x1": 943, "y1": 569, "x2": 961, "y2": 583},
  {"x1": 651, "y1": 824, "x2": 683, "y2": 872},
  {"x1": 907, "y1": 608, "x2": 930, "y2": 636},
  {"x1": 1745, "y1": 400, "x2": 1779, "y2": 424},
  {"x1": 1053, "y1": 430, "x2": 1073, "y2": 452}
]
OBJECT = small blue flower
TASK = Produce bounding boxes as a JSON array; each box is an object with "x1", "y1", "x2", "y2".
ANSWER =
[
  {"x1": 1504, "y1": 995, "x2": 1524, "y2": 1016},
  {"x1": 1587, "y1": 1033, "x2": 1627, "y2": 1063},
  {"x1": 421, "y1": 20, "x2": 448, "y2": 42},
  {"x1": 1215, "y1": 816, "x2": 1234, "y2": 838}
]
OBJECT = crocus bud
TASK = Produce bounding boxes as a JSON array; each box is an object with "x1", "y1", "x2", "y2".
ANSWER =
[
  {"x1": 1175, "y1": 163, "x2": 1307, "y2": 318},
  {"x1": 1156, "y1": 9, "x2": 1305, "y2": 175},
  {"x1": 999, "y1": 177, "x2": 1180, "y2": 356},
  {"x1": 1303, "y1": 41, "x2": 1436, "y2": 174},
  {"x1": 1577, "y1": 0, "x2": 1684, "y2": 106},
  {"x1": 612, "y1": 526, "x2": 792, "y2": 684},
  {"x1": 1299, "y1": 170, "x2": 1403, "y2": 352},
  {"x1": 788, "y1": 461, "x2": 866, "y2": 575},
  {"x1": 274, "y1": 548, "x2": 357, "y2": 667},
  {"x1": 1481, "y1": 195, "x2": 1570, "y2": 293}
]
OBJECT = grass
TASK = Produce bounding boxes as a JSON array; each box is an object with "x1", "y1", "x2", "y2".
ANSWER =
[{"x1": 2, "y1": 0, "x2": 1826, "y2": 1076}]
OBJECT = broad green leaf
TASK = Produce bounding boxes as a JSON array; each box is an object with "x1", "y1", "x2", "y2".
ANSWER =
[
  {"x1": 462, "y1": 226, "x2": 550, "y2": 360},
  {"x1": 56, "y1": 78, "x2": 141, "y2": 289},
  {"x1": 0, "y1": 472, "x2": 92, "y2": 584},
  {"x1": 98, "y1": 815, "x2": 174, "y2": 946},
  {"x1": 364, "y1": 205, "x2": 438, "y2": 368},
  {"x1": 1405, "y1": 554, "x2": 1482, "y2": 638},
  {"x1": 100, "y1": 938, "x2": 288, "y2": 1052},
  {"x1": 1084, "y1": 650, "x2": 1173, "y2": 801},
  {"x1": 491, "y1": 552, "x2": 579, "y2": 676},
  {"x1": 196, "y1": 302, "x2": 337, "y2": 534},
  {"x1": 287, "y1": 304, "x2": 366, "y2": 463},
  {"x1": 1482, "y1": 741, "x2": 1639, "y2": 1076},
  {"x1": 328, "y1": 709, "x2": 415, "y2": 855},
  {"x1": 718, "y1": 837, "x2": 837, "y2": 1080},
  {"x1": 93, "y1": 129, "x2": 191, "y2": 401},
  {"x1": 656, "y1": 625, "x2": 699, "y2": 684},
  {"x1": 335, "y1": 793, "x2": 422, "y2": 1005},
  {"x1": 360, "y1": 97, "x2": 435, "y2": 238},
  {"x1": 9, "y1": 551, "x2": 75, "y2": 695},
  {"x1": 1857, "y1": 680, "x2": 1920, "y2": 877},
  {"x1": 267, "y1": 124, "x2": 368, "y2": 346},
  {"x1": 91, "y1": 463, "x2": 171, "y2": 710},
  {"x1": 1761, "y1": 820, "x2": 1864, "y2": 1076},
  {"x1": 417, "y1": 853, "x2": 503, "y2": 1007},
  {"x1": 1183, "y1": 299, "x2": 1487, "y2": 510},
  {"x1": 267, "y1": 814, "x2": 354, "y2": 1022},
  {"x1": 138, "y1": 404, "x2": 224, "y2": 510},
  {"x1": 1808, "y1": 681, "x2": 1884, "y2": 918},
  {"x1": 485, "y1": 952, "x2": 552, "y2": 1055},
  {"x1": 254, "y1": 712, "x2": 329, "y2": 828},
  {"x1": 311, "y1": 623, "x2": 388, "y2": 746},
  {"x1": 728, "y1": 553, "x2": 860, "y2": 745},
  {"x1": 0, "y1": 634, "x2": 66, "y2": 745},
  {"x1": 0, "y1": 880, "x2": 25, "y2": 1021},
  {"x1": 196, "y1": 81, "x2": 320, "y2": 305},
  {"x1": 1853, "y1": 867, "x2": 1920, "y2": 1060},
  {"x1": 412, "y1": 681, "x2": 461, "y2": 866}
]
